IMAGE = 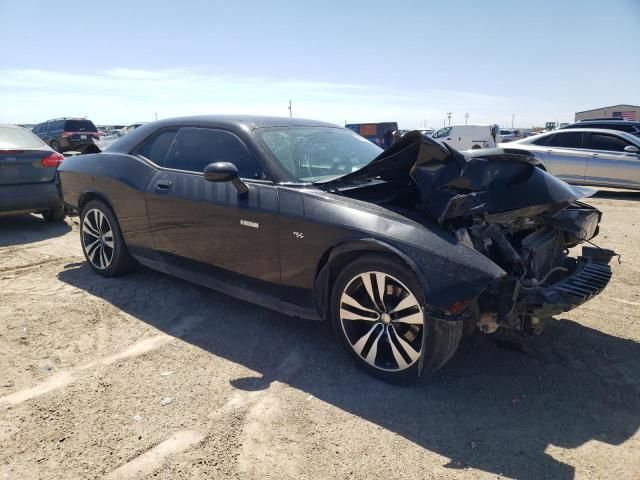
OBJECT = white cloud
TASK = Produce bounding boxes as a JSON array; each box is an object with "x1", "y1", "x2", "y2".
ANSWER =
[{"x1": 0, "y1": 68, "x2": 561, "y2": 128}]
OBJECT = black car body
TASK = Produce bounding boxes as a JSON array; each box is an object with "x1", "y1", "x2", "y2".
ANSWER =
[
  {"x1": 0, "y1": 124, "x2": 66, "y2": 221},
  {"x1": 33, "y1": 118, "x2": 99, "y2": 153},
  {"x1": 58, "y1": 116, "x2": 615, "y2": 381}
]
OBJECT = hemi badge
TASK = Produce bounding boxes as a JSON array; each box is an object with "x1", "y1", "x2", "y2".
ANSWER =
[{"x1": 240, "y1": 219, "x2": 259, "y2": 229}]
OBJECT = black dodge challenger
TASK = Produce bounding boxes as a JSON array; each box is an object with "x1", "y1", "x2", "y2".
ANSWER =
[{"x1": 58, "y1": 116, "x2": 614, "y2": 382}]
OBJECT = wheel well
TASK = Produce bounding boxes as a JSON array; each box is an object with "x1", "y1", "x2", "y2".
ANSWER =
[
  {"x1": 78, "y1": 192, "x2": 112, "y2": 213},
  {"x1": 314, "y1": 243, "x2": 417, "y2": 320}
]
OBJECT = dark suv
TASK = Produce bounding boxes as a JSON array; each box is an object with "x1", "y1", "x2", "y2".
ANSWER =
[
  {"x1": 560, "y1": 119, "x2": 640, "y2": 136},
  {"x1": 33, "y1": 118, "x2": 99, "y2": 153}
]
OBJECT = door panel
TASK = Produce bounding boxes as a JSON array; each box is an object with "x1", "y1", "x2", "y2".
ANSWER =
[
  {"x1": 582, "y1": 132, "x2": 640, "y2": 188},
  {"x1": 534, "y1": 132, "x2": 586, "y2": 182},
  {"x1": 585, "y1": 151, "x2": 640, "y2": 188},
  {"x1": 146, "y1": 171, "x2": 281, "y2": 295},
  {"x1": 539, "y1": 147, "x2": 587, "y2": 182}
]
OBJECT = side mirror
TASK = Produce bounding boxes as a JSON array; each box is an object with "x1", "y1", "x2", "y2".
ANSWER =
[
  {"x1": 624, "y1": 145, "x2": 639, "y2": 154},
  {"x1": 203, "y1": 162, "x2": 249, "y2": 194}
]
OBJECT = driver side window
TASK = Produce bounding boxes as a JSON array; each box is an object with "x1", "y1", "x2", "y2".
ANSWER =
[{"x1": 165, "y1": 127, "x2": 266, "y2": 179}]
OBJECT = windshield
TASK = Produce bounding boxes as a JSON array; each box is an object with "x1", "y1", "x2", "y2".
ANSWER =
[
  {"x1": 0, "y1": 126, "x2": 46, "y2": 149},
  {"x1": 256, "y1": 126, "x2": 383, "y2": 182}
]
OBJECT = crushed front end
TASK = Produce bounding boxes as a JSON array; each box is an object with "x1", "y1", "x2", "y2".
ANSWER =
[
  {"x1": 322, "y1": 130, "x2": 616, "y2": 336},
  {"x1": 462, "y1": 202, "x2": 615, "y2": 335}
]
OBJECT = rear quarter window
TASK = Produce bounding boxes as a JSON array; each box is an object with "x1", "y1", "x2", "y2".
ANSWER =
[
  {"x1": 135, "y1": 129, "x2": 178, "y2": 165},
  {"x1": 531, "y1": 134, "x2": 551, "y2": 146},
  {"x1": 546, "y1": 132, "x2": 582, "y2": 148}
]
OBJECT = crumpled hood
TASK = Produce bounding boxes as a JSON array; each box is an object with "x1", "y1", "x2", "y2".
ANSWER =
[{"x1": 326, "y1": 130, "x2": 595, "y2": 223}]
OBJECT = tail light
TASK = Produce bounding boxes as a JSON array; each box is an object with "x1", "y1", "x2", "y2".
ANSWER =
[
  {"x1": 41, "y1": 152, "x2": 64, "y2": 167},
  {"x1": 62, "y1": 131, "x2": 72, "y2": 137}
]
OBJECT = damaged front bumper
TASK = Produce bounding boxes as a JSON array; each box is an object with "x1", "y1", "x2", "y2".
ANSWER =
[
  {"x1": 520, "y1": 249, "x2": 613, "y2": 317},
  {"x1": 481, "y1": 246, "x2": 615, "y2": 334}
]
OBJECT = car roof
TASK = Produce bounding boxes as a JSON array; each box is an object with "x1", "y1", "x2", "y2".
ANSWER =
[
  {"x1": 106, "y1": 115, "x2": 344, "y2": 157},
  {"x1": 569, "y1": 120, "x2": 640, "y2": 126},
  {"x1": 148, "y1": 115, "x2": 339, "y2": 131},
  {"x1": 518, "y1": 128, "x2": 640, "y2": 144},
  {"x1": 0, "y1": 123, "x2": 28, "y2": 129}
]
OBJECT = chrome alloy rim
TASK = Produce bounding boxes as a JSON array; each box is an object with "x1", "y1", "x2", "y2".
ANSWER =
[
  {"x1": 339, "y1": 271, "x2": 424, "y2": 372},
  {"x1": 81, "y1": 209, "x2": 114, "y2": 270}
]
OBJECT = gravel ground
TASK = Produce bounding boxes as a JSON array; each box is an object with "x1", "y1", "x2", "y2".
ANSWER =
[{"x1": 1, "y1": 189, "x2": 638, "y2": 480}]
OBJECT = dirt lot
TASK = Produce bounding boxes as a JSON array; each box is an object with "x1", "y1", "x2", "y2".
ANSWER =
[{"x1": 1, "y1": 189, "x2": 639, "y2": 480}]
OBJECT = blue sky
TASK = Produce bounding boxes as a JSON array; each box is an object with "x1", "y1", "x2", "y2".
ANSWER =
[{"x1": 1, "y1": 0, "x2": 638, "y2": 128}]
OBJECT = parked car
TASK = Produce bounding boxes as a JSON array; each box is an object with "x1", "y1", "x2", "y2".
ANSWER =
[
  {"x1": 498, "y1": 129, "x2": 522, "y2": 143},
  {"x1": 58, "y1": 117, "x2": 614, "y2": 382},
  {"x1": 33, "y1": 118, "x2": 99, "y2": 153},
  {"x1": 501, "y1": 128, "x2": 640, "y2": 190},
  {"x1": 119, "y1": 122, "x2": 147, "y2": 136},
  {"x1": 0, "y1": 124, "x2": 65, "y2": 221},
  {"x1": 560, "y1": 119, "x2": 640, "y2": 136},
  {"x1": 96, "y1": 122, "x2": 149, "y2": 151},
  {"x1": 431, "y1": 124, "x2": 500, "y2": 150}
]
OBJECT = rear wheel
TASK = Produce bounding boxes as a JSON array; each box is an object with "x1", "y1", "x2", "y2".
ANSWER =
[
  {"x1": 80, "y1": 200, "x2": 135, "y2": 276},
  {"x1": 471, "y1": 144, "x2": 482, "y2": 150},
  {"x1": 42, "y1": 206, "x2": 65, "y2": 222},
  {"x1": 330, "y1": 254, "x2": 462, "y2": 383},
  {"x1": 50, "y1": 140, "x2": 61, "y2": 153}
]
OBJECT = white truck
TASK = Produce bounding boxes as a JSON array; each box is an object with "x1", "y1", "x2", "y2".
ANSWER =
[{"x1": 431, "y1": 124, "x2": 500, "y2": 150}]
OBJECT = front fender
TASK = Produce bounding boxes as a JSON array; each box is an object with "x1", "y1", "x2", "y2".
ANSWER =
[{"x1": 314, "y1": 237, "x2": 505, "y2": 319}]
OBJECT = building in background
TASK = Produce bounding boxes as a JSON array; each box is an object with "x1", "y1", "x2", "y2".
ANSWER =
[{"x1": 575, "y1": 104, "x2": 639, "y2": 122}]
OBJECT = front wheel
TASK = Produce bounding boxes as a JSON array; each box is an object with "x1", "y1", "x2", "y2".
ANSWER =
[
  {"x1": 80, "y1": 200, "x2": 135, "y2": 276},
  {"x1": 330, "y1": 254, "x2": 462, "y2": 383}
]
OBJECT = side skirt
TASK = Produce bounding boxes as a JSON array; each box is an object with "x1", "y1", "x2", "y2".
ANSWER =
[{"x1": 133, "y1": 255, "x2": 322, "y2": 322}]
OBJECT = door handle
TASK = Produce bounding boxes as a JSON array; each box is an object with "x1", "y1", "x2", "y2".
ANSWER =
[
  {"x1": 591, "y1": 153, "x2": 599, "y2": 157},
  {"x1": 154, "y1": 179, "x2": 173, "y2": 192}
]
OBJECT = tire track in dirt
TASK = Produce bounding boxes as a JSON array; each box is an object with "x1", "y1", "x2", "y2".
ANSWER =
[
  {"x1": 0, "y1": 315, "x2": 205, "y2": 409},
  {"x1": 104, "y1": 430, "x2": 205, "y2": 480},
  {"x1": 235, "y1": 350, "x2": 306, "y2": 479}
]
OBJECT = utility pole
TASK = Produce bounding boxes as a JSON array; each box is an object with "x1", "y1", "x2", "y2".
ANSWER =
[
  {"x1": 288, "y1": 100, "x2": 292, "y2": 118},
  {"x1": 464, "y1": 113, "x2": 469, "y2": 124},
  {"x1": 154, "y1": 112, "x2": 158, "y2": 121},
  {"x1": 511, "y1": 113, "x2": 515, "y2": 128},
  {"x1": 446, "y1": 112, "x2": 452, "y2": 126}
]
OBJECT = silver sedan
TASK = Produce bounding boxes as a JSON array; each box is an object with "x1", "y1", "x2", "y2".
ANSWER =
[{"x1": 500, "y1": 128, "x2": 640, "y2": 190}]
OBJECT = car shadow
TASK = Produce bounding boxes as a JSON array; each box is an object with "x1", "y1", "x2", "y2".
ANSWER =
[
  {"x1": 57, "y1": 264, "x2": 640, "y2": 480},
  {"x1": 0, "y1": 214, "x2": 72, "y2": 247},
  {"x1": 592, "y1": 189, "x2": 640, "y2": 201}
]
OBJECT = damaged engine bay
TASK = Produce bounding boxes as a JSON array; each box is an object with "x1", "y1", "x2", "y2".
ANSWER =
[{"x1": 320, "y1": 131, "x2": 616, "y2": 337}]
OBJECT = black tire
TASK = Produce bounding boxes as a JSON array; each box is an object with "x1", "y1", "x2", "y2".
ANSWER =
[
  {"x1": 50, "y1": 140, "x2": 61, "y2": 153},
  {"x1": 42, "y1": 206, "x2": 66, "y2": 222},
  {"x1": 80, "y1": 200, "x2": 135, "y2": 277},
  {"x1": 471, "y1": 144, "x2": 482, "y2": 150},
  {"x1": 330, "y1": 254, "x2": 462, "y2": 383}
]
